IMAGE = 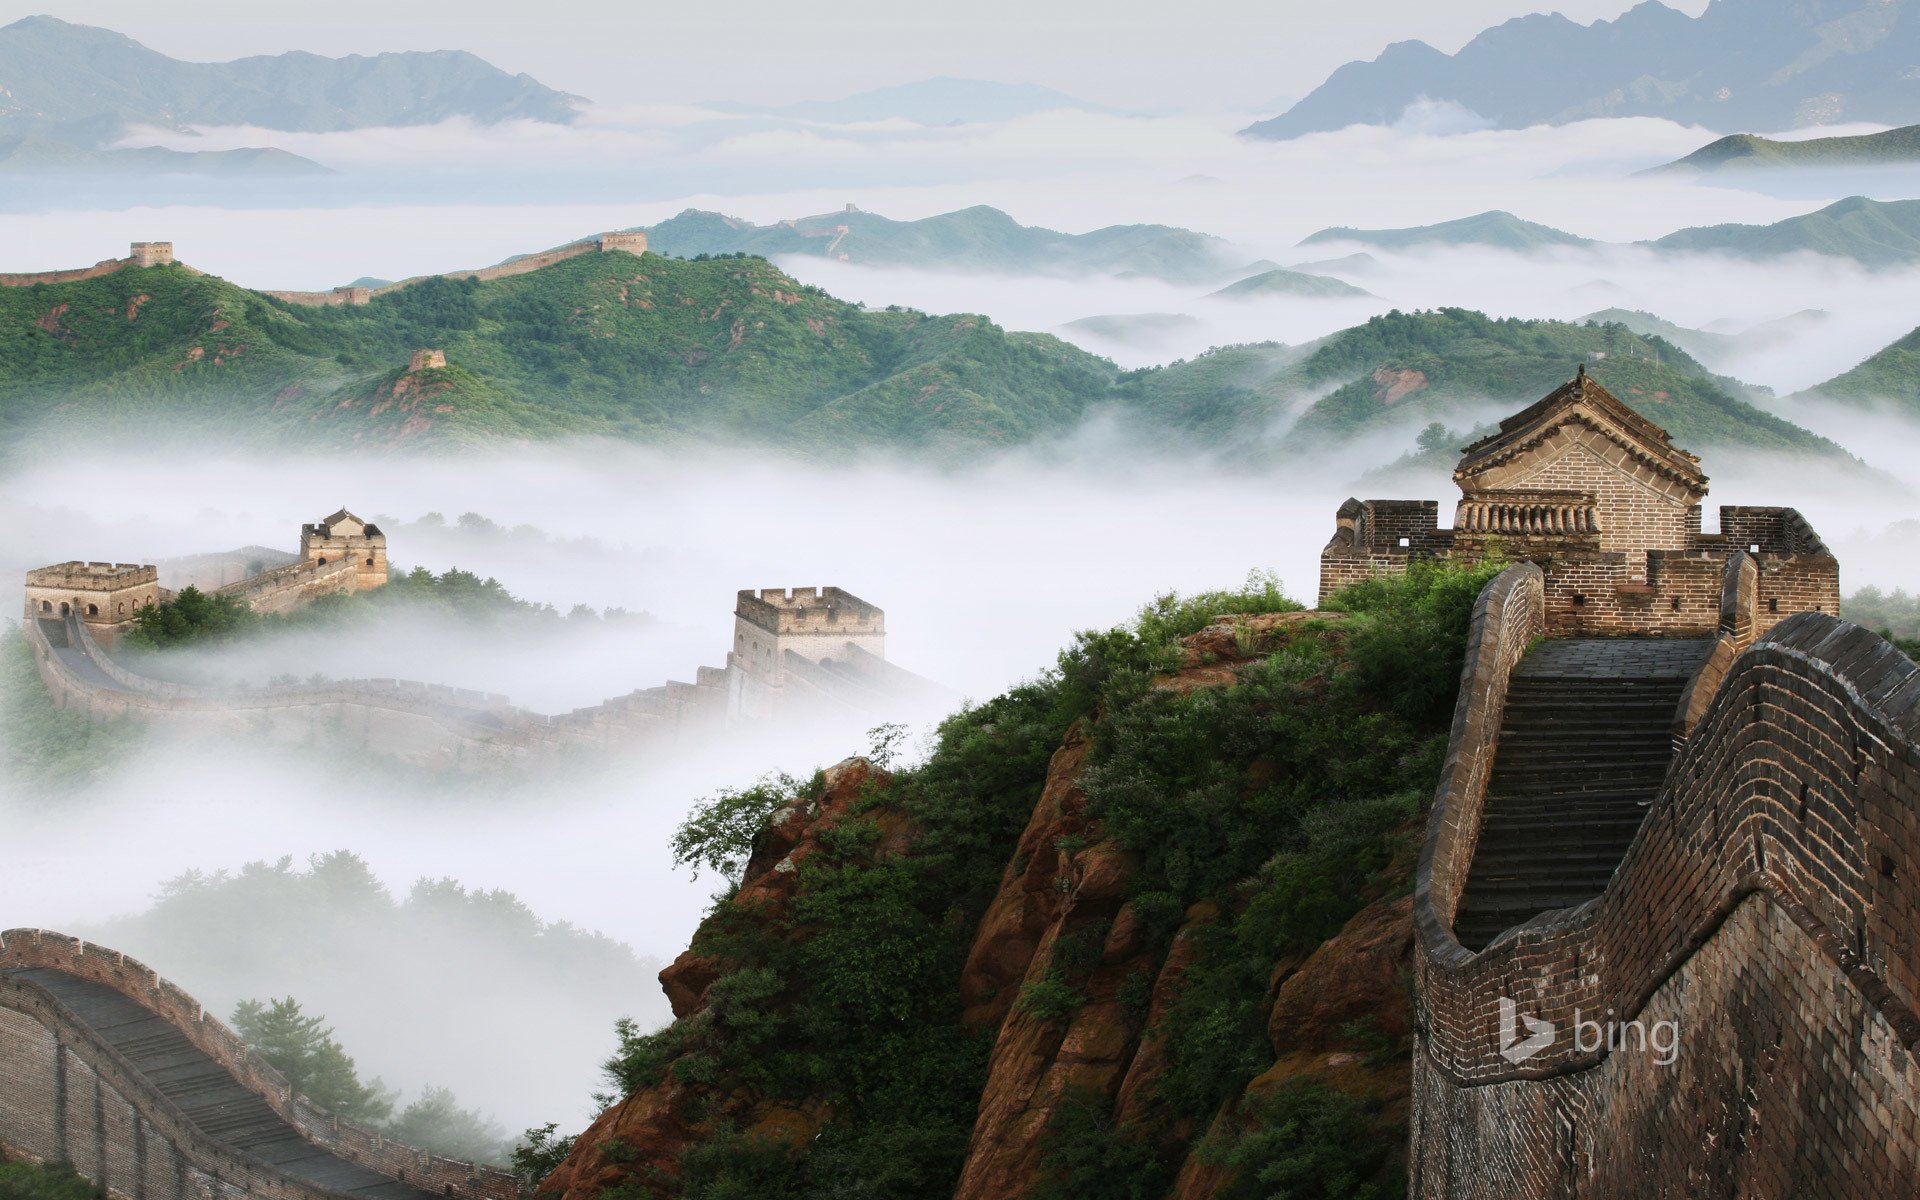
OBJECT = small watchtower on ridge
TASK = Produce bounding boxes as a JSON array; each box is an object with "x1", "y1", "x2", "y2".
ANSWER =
[{"x1": 300, "y1": 509, "x2": 389, "y2": 592}]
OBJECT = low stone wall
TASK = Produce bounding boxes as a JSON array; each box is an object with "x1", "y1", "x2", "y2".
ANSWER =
[
  {"x1": 1411, "y1": 615, "x2": 1920, "y2": 1196},
  {"x1": 0, "y1": 930, "x2": 520, "y2": 1200}
]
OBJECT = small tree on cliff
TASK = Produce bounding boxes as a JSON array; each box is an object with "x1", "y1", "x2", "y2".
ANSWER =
[{"x1": 231, "y1": 997, "x2": 394, "y2": 1123}]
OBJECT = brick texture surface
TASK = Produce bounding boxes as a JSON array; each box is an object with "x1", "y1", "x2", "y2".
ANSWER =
[{"x1": 1411, "y1": 606, "x2": 1920, "y2": 1197}]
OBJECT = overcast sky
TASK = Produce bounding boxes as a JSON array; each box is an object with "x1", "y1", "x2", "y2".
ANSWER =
[{"x1": 1, "y1": 0, "x2": 1712, "y2": 110}]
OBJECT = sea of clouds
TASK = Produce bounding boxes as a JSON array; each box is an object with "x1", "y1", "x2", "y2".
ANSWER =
[{"x1": 4, "y1": 96, "x2": 1919, "y2": 1135}]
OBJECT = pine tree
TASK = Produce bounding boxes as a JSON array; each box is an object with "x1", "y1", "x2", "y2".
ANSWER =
[{"x1": 230, "y1": 997, "x2": 393, "y2": 1123}]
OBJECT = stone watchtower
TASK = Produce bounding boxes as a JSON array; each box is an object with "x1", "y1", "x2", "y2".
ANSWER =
[
  {"x1": 128, "y1": 242, "x2": 174, "y2": 268},
  {"x1": 299, "y1": 509, "x2": 389, "y2": 592},
  {"x1": 726, "y1": 587, "x2": 886, "y2": 718},
  {"x1": 1319, "y1": 369, "x2": 1839, "y2": 637},
  {"x1": 407, "y1": 349, "x2": 448, "y2": 371},
  {"x1": 23, "y1": 562, "x2": 162, "y2": 648},
  {"x1": 596, "y1": 231, "x2": 650, "y2": 255}
]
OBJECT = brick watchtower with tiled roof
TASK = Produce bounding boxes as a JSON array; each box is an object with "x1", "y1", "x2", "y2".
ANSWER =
[
  {"x1": 298, "y1": 508, "x2": 389, "y2": 592},
  {"x1": 1319, "y1": 368, "x2": 1839, "y2": 638}
]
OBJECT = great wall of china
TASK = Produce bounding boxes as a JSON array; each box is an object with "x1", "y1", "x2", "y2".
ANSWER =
[
  {"x1": 0, "y1": 233, "x2": 649, "y2": 307},
  {"x1": 3, "y1": 374, "x2": 1916, "y2": 1196},
  {"x1": 1313, "y1": 373, "x2": 1917, "y2": 1194},
  {"x1": 21, "y1": 510, "x2": 940, "y2": 771},
  {"x1": 0, "y1": 929, "x2": 521, "y2": 1200}
]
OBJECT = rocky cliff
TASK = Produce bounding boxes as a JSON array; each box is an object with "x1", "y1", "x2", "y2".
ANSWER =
[{"x1": 534, "y1": 579, "x2": 1471, "y2": 1200}]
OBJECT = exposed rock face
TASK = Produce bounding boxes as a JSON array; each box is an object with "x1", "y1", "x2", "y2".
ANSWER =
[
  {"x1": 538, "y1": 615, "x2": 1413, "y2": 1200},
  {"x1": 539, "y1": 757, "x2": 888, "y2": 1200}
]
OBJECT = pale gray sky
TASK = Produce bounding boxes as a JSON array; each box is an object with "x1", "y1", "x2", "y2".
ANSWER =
[{"x1": 0, "y1": 0, "x2": 1712, "y2": 109}]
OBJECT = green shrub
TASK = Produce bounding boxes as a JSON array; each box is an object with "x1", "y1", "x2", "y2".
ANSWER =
[
  {"x1": 1205, "y1": 1079, "x2": 1403, "y2": 1200},
  {"x1": 1015, "y1": 974, "x2": 1085, "y2": 1022},
  {"x1": 0, "y1": 1157, "x2": 104, "y2": 1200}
]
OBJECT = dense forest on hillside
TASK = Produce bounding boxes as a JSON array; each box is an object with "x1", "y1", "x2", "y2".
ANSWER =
[{"x1": 0, "y1": 257, "x2": 1846, "y2": 466}]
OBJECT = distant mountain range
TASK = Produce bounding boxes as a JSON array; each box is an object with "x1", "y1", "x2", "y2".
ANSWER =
[
  {"x1": 1244, "y1": 0, "x2": 1920, "y2": 140},
  {"x1": 0, "y1": 136, "x2": 328, "y2": 176},
  {"x1": 633, "y1": 206, "x2": 1250, "y2": 283},
  {"x1": 0, "y1": 15, "x2": 578, "y2": 174},
  {"x1": 1651, "y1": 125, "x2": 1920, "y2": 173},
  {"x1": 1301, "y1": 211, "x2": 1592, "y2": 253},
  {"x1": 1579, "y1": 307, "x2": 1831, "y2": 371},
  {"x1": 1115, "y1": 307, "x2": 1844, "y2": 462},
  {"x1": 1301, "y1": 197, "x2": 1920, "y2": 268},
  {"x1": 0, "y1": 245, "x2": 1857, "y2": 470},
  {"x1": 705, "y1": 78, "x2": 1109, "y2": 125}
]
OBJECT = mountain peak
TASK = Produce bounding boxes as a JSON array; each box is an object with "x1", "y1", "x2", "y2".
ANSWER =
[{"x1": 1244, "y1": 0, "x2": 1920, "y2": 139}]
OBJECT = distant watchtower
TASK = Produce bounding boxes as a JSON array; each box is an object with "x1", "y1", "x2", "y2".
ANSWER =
[
  {"x1": 597, "y1": 231, "x2": 650, "y2": 255},
  {"x1": 731, "y1": 586, "x2": 884, "y2": 679},
  {"x1": 407, "y1": 349, "x2": 448, "y2": 371},
  {"x1": 299, "y1": 509, "x2": 388, "y2": 592},
  {"x1": 128, "y1": 242, "x2": 174, "y2": 268},
  {"x1": 23, "y1": 562, "x2": 161, "y2": 648}
]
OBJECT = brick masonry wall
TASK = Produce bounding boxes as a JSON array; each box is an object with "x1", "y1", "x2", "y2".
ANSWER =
[
  {"x1": 1417, "y1": 563, "x2": 1546, "y2": 944},
  {"x1": 1465, "y1": 425, "x2": 1699, "y2": 573},
  {"x1": 214, "y1": 557, "x2": 358, "y2": 616},
  {"x1": 0, "y1": 932, "x2": 522, "y2": 1200},
  {"x1": 1411, "y1": 613, "x2": 1920, "y2": 1197}
]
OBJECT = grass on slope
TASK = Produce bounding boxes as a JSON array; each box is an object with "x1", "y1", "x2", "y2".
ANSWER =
[
  {"x1": 0, "y1": 253, "x2": 1122, "y2": 453},
  {"x1": 1798, "y1": 326, "x2": 1920, "y2": 410}
]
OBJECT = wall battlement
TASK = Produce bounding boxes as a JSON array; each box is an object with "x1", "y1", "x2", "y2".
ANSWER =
[{"x1": 735, "y1": 586, "x2": 885, "y2": 636}]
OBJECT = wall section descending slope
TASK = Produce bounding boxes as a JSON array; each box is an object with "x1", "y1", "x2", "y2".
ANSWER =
[
  {"x1": 0, "y1": 930, "x2": 522, "y2": 1200},
  {"x1": 1411, "y1": 606, "x2": 1920, "y2": 1196}
]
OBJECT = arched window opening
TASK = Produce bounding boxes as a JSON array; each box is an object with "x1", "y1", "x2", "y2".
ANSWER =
[
  {"x1": 86, "y1": 604, "x2": 99, "y2": 617},
  {"x1": 39, "y1": 600, "x2": 50, "y2": 612},
  {"x1": 365, "y1": 556, "x2": 375, "y2": 566},
  {"x1": 59, "y1": 602, "x2": 70, "y2": 616}
]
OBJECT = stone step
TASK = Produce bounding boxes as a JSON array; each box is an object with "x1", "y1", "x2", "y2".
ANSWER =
[{"x1": 1453, "y1": 640, "x2": 1703, "y2": 951}]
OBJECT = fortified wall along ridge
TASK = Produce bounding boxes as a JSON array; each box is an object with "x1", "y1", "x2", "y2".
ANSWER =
[
  {"x1": 19, "y1": 510, "x2": 941, "y2": 771},
  {"x1": 1316, "y1": 371, "x2": 1917, "y2": 1195}
]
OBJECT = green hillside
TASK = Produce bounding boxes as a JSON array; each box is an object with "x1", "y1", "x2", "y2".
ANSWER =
[
  {"x1": 1651, "y1": 126, "x2": 1920, "y2": 174},
  {"x1": 1798, "y1": 326, "x2": 1920, "y2": 409},
  {"x1": 1115, "y1": 309, "x2": 1844, "y2": 459},
  {"x1": 1646, "y1": 196, "x2": 1920, "y2": 267},
  {"x1": 0, "y1": 259, "x2": 1848, "y2": 467},
  {"x1": 0, "y1": 252, "x2": 1118, "y2": 452},
  {"x1": 637, "y1": 205, "x2": 1241, "y2": 282},
  {"x1": 1299, "y1": 211, "x2": 1593, "y2": 253},
  {"x1": 1206, "y1": 267, "x2": 1373, "y2": 299}
]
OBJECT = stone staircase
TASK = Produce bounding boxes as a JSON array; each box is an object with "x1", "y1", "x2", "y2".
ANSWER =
[{"x1": 1453, "y1": 638, "x2": 1712, "y2": 951}]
